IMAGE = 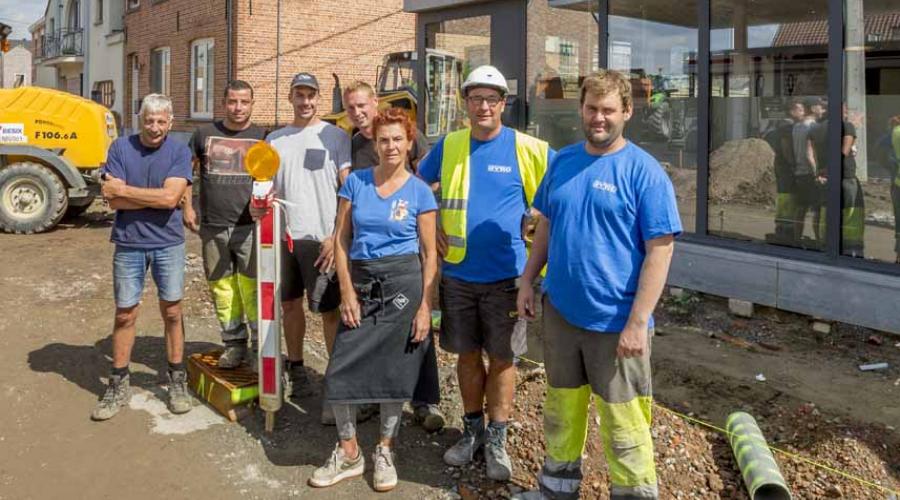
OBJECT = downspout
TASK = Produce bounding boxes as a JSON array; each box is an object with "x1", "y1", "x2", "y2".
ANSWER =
[
  {"x1": 83, "y1": 0, "x2": 90, "y2": 98},
  {"x1": 274, "y1": 0, "x2": 281, "y2": 127},
  {"x1": 226, "y1": 0, "x2": 233, "y2": 81}
]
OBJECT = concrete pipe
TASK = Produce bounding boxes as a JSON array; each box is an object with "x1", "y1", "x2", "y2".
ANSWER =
[{"x1": 726, "y1": 411, "x2": 792, "y2": 500}]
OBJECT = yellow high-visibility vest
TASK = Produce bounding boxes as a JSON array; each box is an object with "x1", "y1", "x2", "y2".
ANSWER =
[{"x1": 439, "y1": 128, "x2": 549, "y2": 264}]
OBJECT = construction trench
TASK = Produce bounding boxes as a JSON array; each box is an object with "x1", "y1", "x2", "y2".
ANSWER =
[{"x1": 2, "y1": 205, "x2": 899, "y2": 499}]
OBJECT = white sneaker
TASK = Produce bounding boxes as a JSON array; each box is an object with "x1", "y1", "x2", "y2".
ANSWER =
[
  {"x1": 308, "y1": 443, "x2": 364, "y2": 488},
  {"x1": 372, "y1": 444, "x2": 398, "y2": 492}
]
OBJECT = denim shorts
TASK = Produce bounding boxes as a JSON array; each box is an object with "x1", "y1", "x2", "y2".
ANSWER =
[{"x1": 113, "y1": 243, "x2": 186, "y2": 308}]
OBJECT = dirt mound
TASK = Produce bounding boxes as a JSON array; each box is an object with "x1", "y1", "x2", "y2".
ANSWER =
[{"x1": 709, "y1": 138, "x2": 777, "y2": 207}]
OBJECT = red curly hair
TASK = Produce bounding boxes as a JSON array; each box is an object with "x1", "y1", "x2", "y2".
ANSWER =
[{"x1": 372, "y1": 107, "x2": 415, "y2": 142}]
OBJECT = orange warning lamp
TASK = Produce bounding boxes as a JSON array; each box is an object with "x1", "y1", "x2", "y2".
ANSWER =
[
  {"x1": 0, "y1": 23, "x2": 12, "y2": 53},
  {"x1": 244, "y1": 141, "x2": 280, "y2": 181}
]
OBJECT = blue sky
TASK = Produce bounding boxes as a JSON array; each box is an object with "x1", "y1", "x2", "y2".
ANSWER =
[{"x1": 0, "y1": 0, "x2": 46, "y2": 39}]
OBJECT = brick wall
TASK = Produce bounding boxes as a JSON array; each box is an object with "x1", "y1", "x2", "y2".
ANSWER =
[
  {"x1": 235, "y1": 0, "x2": 416, "y2": 128},
  {"x1": 124, "y1": 0, "x2": 416, "y2": 133},
  {"x1": 124, "y1": 0, "x2": 229, "y2": 133}
]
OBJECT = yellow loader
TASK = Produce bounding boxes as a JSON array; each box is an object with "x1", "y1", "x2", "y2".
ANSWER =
[{"x1": 0, "y1": 87, "x2": 117, "y2": 234}]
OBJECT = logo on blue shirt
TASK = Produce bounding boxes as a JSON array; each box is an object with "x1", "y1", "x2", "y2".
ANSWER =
[
  {"x1": 390, "y1": 199, "x2": 410, "y2": 221},
  {"x1": 592, "y1": 179, "x2": 618, "y2": 193},
  {"x1": 487, "y1": 164, "x2": 513, "y2": 174}
]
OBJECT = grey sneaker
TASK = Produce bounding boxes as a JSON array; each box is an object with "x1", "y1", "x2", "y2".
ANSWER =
[
  {"x1": 373, "y1": 444, "x2": 398, "y2": 492},
  {"x1": 308, "y1": 443, "x2": 365, "y2": 488},
  {"x1": 413, "y1": 403, "x2": 446, "y2": 432},
  {"x1": 485, "y1": 423, "x2": 512, "y2": 481},
  {"x1": 443, "y1": 414, "x2": 485, "y2": 466},
  {"x1": 166, "y1": 370, "x2": 193, "y2": 414},
  {"x1": 217, "y1": 344, "x2": 247, "y2": 369},
  {"x1": 91, "y1": 374, "x2": 131, "y2": 421}
]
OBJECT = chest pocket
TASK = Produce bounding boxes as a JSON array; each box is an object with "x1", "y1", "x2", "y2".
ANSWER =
[{"x1": 304, "y1": 148, "x2": 327, "y2": 171}]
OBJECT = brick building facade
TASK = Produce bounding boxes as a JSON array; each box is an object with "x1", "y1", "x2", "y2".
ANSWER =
[{"x1": 124, "y1": 0, "x2": 416, "y2": 135}]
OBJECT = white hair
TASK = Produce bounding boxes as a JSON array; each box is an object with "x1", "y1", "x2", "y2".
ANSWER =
[{"x1": 139, "y1": 93, "x2": 173, "y2": 119}]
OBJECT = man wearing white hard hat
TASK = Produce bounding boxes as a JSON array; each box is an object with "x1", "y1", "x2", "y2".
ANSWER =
[{"x1": 418, "y1": 65, "x2": 555, "y2": 480}]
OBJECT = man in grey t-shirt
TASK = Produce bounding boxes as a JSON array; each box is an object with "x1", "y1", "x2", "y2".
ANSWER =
[
  {"x1": 264, "y1": 73, "x2": 351, "y2": 407},
  {"x1": 790, "y1": 96, "x2": 826, "y2": 244}
]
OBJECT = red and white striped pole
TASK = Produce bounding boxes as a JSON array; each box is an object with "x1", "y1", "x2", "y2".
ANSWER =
[{"x1": 245, "y1": 143, "x2": 283, "y2": 432}]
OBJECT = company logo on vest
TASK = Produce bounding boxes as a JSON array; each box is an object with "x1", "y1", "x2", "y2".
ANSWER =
[
  {"x1": 592, "y1": 179, "x2": 618, "y2": 193},
  {"x1": 487, "y1": 164, "x2": 513, "y2": 174}
]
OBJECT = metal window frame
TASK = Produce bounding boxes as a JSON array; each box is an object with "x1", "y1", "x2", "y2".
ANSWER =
[{"x1": 596, "y1": 0, "x2": 900, "y2": 277}]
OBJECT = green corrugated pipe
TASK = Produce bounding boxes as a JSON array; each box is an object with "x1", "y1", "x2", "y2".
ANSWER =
[{"x1": 726, "y1": 411, "x2": 792, "y2": 500}]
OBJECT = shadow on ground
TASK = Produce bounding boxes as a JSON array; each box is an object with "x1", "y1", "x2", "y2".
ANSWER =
[{"x1": 27, "y1": 335, "x2": 220, "y2": 397}]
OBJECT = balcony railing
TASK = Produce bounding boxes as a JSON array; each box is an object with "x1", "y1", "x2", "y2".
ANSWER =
[{"x1": 41, "y1": 28, "x2": 84, "y2": 59}]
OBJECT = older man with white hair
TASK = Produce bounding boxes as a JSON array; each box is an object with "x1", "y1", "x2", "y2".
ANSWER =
[{"x1": 92, "y1": 93, "x2": 194, "y2": 421}]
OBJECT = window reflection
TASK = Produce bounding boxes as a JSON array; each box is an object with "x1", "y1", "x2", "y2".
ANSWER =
[
  {"x1": 708, "y1": 2, "x2": 829, "y2": 249},
  {"x1": 608, "y1": 0, "x2": 698, "y2": 232},
  {"x1": 425, "y1": 16, "x2": 491, "y2": 138},
  {"x1": 843, "y1": 1, "x2": 900, "y2": 263},
  {"x1": 527, "y1": 0, "x2": 599, "y2": 150}
]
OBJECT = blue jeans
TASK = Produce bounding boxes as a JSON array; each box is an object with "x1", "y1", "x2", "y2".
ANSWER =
[{"x1": 113, "y1": 243, "x2": 186, "y2": 308}]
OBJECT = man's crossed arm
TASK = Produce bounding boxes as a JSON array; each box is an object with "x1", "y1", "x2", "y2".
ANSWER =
[{"x1": 102, "y1": 175, "x2": 189, "y2": 211}]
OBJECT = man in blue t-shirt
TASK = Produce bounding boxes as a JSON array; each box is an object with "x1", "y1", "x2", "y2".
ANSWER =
[
  {"x1": 91, "y1": 94, "x2": 194, "y2": 422},
  {"x1": 515, "y1": 71, "x2": 681, "y2": 500},
  {"x1": 419, "y1": 66, "x2": 553, "y2": 481}
]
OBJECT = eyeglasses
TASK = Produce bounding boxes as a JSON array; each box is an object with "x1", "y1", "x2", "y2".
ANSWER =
[{"x1": 466, "y1": 95, "x2": 503, "y2": 107}]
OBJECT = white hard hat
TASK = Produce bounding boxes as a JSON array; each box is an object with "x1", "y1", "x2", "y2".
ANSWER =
[{"x1": 461, "y1": 65, "x2": 509, "y2": 95}]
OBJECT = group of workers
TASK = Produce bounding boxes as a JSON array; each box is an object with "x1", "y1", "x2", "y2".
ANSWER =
[
  {"x1": 89, "y1": 63, "x2": 681, "y2": 499},
  {"x1": 768, "y1": 96, "x2": 866, "y2": 256}
]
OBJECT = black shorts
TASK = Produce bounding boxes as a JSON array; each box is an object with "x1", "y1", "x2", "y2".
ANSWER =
[
  {"x1": 281, "y1": 239, "x2": 340, "y2": 313},
  {"x1": 439, "y1": 275, "x2": 527, "y2": 361}
]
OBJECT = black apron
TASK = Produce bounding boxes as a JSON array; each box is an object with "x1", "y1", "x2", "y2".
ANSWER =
[{"x1": 324, "y1": 254, "x2": 433, "y2": 404}]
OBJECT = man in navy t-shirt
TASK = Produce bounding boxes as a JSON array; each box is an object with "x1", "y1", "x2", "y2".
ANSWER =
[
  {"x1": 91, "y1": 94, "x2": 194, "y2": 422},
  {"x1": 515, "y1": 71, "x2": 681, "y2": 500},
  {"x1": 419, "y1": 66, "x2": 553, "y2": 481}
]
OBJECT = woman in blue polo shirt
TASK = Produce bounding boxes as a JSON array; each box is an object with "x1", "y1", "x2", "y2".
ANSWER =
[{"x1": 309, "y1": 108, "x2": 438, "y2": 492}]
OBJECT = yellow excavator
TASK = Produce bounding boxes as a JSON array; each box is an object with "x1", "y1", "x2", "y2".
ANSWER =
[{"x1": 324, "y1": 49, "x2": 465, "y2": 142}]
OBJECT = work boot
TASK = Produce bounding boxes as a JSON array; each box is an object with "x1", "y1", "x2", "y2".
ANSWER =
[
  {"x1": 284, "y1": 361, "x2": 313, "y2": 399},
  {"x1": 217, "y1": 343, "x2": 247, "y2": 370},
  {"x1": 511, "y1": 491, "x2": 547, "y2": 500},
  {"x1": 443, "y1": 414, "x2": 485, "y2": 466},
  {"x1": 308, "y1": 443, "x2": 365, "y2": 488},
  {"x1": 166, "y1": 370, "x2": 193, "y2": 414},
  {"x1": 90, "y1": 374, "x2": 131, "y2": 421},
  {"x1": 373, "y1": 444, "x2": 398, "y2": 492},
  {"x1": 413, "y1": 403, "x2": 446, "y2": 432},
  {"x1": 485, "y1": 422, "x2": 512, "y2": 481}
]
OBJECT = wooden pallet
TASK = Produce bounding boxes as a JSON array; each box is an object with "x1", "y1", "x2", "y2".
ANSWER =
[{"x1": 186, "y1": 350, "x2": 259, "y2": 421}]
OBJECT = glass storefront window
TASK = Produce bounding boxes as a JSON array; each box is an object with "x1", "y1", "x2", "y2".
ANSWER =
[
  {"x1": 843, "y1": 1, "x2": 900, "y2": 263},
  {"x1": 708, "y1": 2, "x2": 829, "y2": 249},
  {"x1": 526, "y1": 0, "x2": 599, "y2": 150},
  {"x1": 425, "y1": 16, "x2": 491, "y2": 138},
  {"x1": 608, "y1": 0, "x2": 698, "y2": 233}
]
